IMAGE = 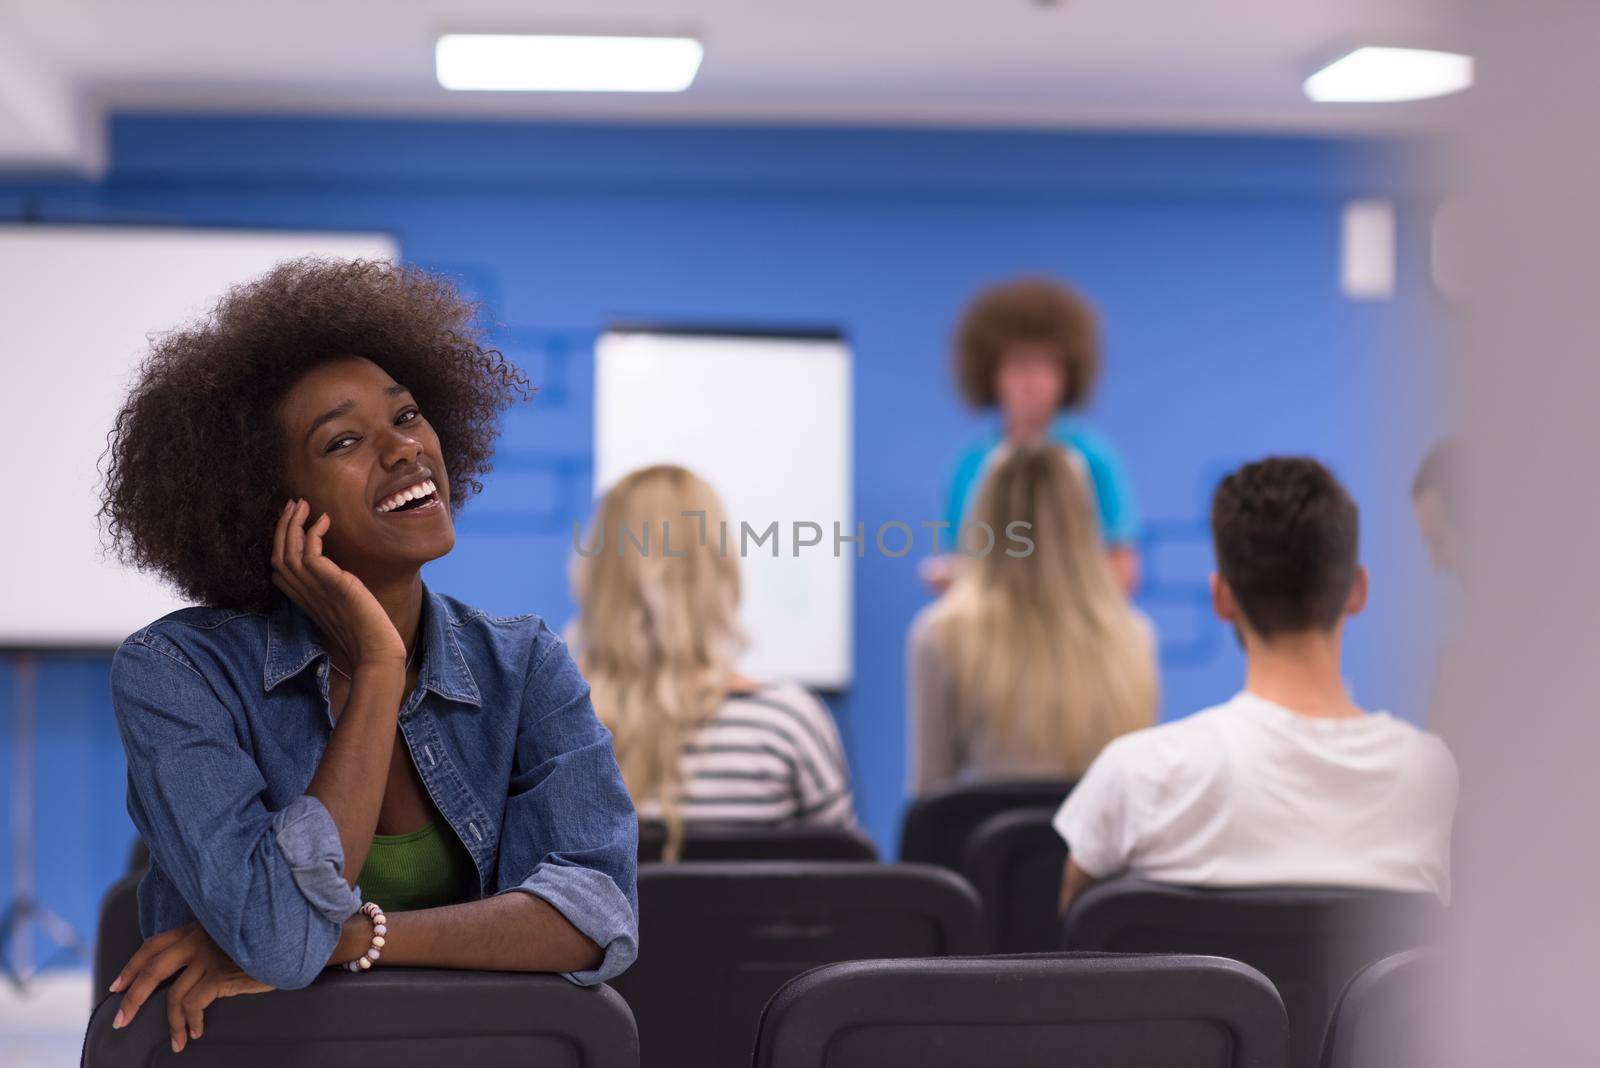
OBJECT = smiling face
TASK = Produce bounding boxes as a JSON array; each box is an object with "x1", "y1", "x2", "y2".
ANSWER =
[{"x1": 274, "y1": 355, "x2": 454, "y2": 581}]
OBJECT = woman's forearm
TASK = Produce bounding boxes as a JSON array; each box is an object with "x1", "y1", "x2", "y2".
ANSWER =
[
  {"x1": 328, "y1": 893, "x2": 602, "y2": 975},
  {"x1": 305, "y1": 660, "x2": 408, "y2": 886}
]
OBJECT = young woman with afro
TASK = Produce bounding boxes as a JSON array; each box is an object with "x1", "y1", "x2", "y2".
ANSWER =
[{"x1": 96, "y1": 258, "x2": 638, "y2": 1051}]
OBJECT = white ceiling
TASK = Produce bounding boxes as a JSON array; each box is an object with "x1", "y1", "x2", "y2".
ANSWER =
[{"x1": 0, "y1": 0, "x2": 1464, "y2": 173}]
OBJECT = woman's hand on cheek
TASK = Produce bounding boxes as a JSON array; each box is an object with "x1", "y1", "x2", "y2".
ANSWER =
[
  {"x1": 269, "y1": 498, "x2": 406, "y2": 668},
  {"x1": 109, "y1": 922, "x2": 274, "y2": 1052}
]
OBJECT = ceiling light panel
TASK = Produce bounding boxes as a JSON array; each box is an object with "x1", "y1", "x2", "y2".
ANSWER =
[
  {"x1": 436, "y1": 34, "x2": 704, "y2": 93},
  {"x1": 1305, "y1": 47, "x2": 1473, "y2": 103}
]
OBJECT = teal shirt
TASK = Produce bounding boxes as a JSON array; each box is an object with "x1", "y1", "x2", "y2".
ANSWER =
[{"x1": 944, "y1": 415, "x2": 1140, "y2": 547}]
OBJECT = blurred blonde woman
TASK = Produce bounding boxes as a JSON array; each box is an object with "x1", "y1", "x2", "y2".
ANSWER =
[
  {"x1": 907, "y1": 441, "x2": 1158, "y2": 792},
  {"x1": 571, "y1": 465, "x2": 856, "y2": 859}
]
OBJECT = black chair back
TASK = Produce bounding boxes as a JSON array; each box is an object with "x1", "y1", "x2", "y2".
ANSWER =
[
  {"x1": 1063, "y1": 877, "x2": 1446, "y2": 1068},
  {"x1": 83, "y1": 968, "x2": 638, "y2": 1067},
  {"x1": 900, "y1": 779, "x2": 1074, "y2": 870},
  {"x1": 754, "y1": 952, "x2": 1288, "y2": 1068},
  {"x1": 959, "y1": 807, "x2": 1067, "y2": 952},
  {"x1": 92, "y1": 871, "x2": 144, "y2": 1004},
  {"x1": 636, "y1": 821, "x2": 877, "y2": 862},
  {"x1": 614, "y1": 861, "x2": 985, "y2": 1068},
  {"x1": 1320, "y1": 947, "x2": 1444, "y2": 1068}
]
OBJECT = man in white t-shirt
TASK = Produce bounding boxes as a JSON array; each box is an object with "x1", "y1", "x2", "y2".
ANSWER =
[{"x1": 1053, "y1": 456, "x2": 1459, "y2": 913}]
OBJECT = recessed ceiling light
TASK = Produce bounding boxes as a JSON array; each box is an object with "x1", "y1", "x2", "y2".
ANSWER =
[
  {"x1": 436, "y1": 34, "x2": 704, "y2": 93},
  {"x1": 1304, "y1": 46, "x2": 1474, "y2": 103}
]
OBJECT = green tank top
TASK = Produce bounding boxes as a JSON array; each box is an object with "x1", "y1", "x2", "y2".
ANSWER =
[{"x1": 353, "y1": 822, "x2": 479, "y2": 913}]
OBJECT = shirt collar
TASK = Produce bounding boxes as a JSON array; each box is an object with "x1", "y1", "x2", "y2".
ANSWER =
[{"x1": 262, "y1": 578, "x2": 483, "y2": 708}]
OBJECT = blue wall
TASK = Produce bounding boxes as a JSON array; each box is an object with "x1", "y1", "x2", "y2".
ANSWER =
[{"x1": 0, "y1": 114, "x2": 1445, "y2": 968}]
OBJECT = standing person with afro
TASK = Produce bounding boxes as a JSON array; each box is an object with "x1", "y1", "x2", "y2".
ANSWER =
[
  {"x1": 96, "y1": 258, "x2": 638, "y2": 1053},
  {"x1": 924, "y1": 277, "x2": 1142, "y2": 596}
]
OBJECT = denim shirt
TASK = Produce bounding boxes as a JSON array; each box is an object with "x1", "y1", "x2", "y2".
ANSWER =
[{"x1": 109, "y1": 579, "x2": 639, "y2": 990}]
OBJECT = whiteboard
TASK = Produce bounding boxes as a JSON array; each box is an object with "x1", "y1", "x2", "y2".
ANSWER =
[
  {"x1": 0, "y1": 225, "x2": 398, "y2": 648},
  {"x1": 594, "y1": 330, "x2": 853, "y2": 689}
]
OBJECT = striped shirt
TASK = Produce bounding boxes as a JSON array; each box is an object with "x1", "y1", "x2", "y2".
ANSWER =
[{"x1": 635, "y1": 681, "x2": 857, "y2": 828}]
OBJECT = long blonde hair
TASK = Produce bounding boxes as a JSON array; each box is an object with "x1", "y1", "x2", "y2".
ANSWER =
[
  {"x1": 928, "y1": 441, "x2": 1157, "y2": 776},
  {"x1": 569, "y1": 465, "x2": 745, "y2": 858}
]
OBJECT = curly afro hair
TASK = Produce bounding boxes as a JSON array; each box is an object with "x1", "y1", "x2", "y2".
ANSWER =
[
  {"x1": 953, "y1": 277, "x2": 1100, "y2": 410},
  {"x1": 96, "y1": 256, "x2": 532, "y2": 613}
]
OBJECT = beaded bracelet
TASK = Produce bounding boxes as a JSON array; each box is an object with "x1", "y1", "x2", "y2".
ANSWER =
[{"x1": 343, "y1": 901, "x2": 387, "y2": 972}]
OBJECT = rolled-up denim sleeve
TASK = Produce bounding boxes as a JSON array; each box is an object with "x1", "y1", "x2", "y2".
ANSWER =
[
  {"x1": 494, "y1": 622, "x2": 639, "y2": 986},
  {"x1": 111, "y1": 636, "x2": 362, "y2": 989},
  {"x1": 271, "y1": 795, "x2": 365, "y2": 921},
  {"x1": 508, "y1": 862, "x2": 637, "y2": 986}
]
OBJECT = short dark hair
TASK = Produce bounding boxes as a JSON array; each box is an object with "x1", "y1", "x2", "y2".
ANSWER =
[
  {"x1": 97, "y1": 257, "x2": 532, "y2": 613},
  {"x1": 953, "y1": 277, "x2": 1100, "y2": 410},
  {"x1": 1411, "y1": 437, "x2": 1462, "y2": 519},
  {"x1": 1210, "y1": 457, "x2": 1360, "y2": 638}
]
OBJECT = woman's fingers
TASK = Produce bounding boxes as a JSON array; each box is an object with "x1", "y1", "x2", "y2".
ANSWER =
[
  {"x1": 182, "y1": 975, "x2": 272, "y2": 1050},
  {"x1": 177, "y1": 973, "x2": 272, "y2": 1050},
  {"x1": 300, "y1": 514, "x2": 361, "y2": 613},
  {"x1": 114, "y1": 940, "x2": 192, "y2": 1029},
  {"x1": 275, "y1": 501, "x2": 326, "y2": 608},
  {"x1": 272, "y1": 544, "x2": 312, "y2": 605},
  {"x1": 305, "y1": 551, "x2": 348, "y2": 594},
  {"x1": 282, "y1": 500, "x2": 309, "y2": 579},
  {"x1": 167, "y1": 963, "x2": 204, "y2": 1053},
  {"x1": 228, "y1": 976, "x2": 274, "y2": 997},
  {"x1": 272, "y1": 577, "x2": 312, "y2": 625},
  {"x1": 109, "y1": 925, "x2": 187, "y2": 994},
  {"x1": 271, "y1": 498, "x2": 292, "y2": 575},
  {"x1": 301, "y1": 513, "x2": 342, "y2": 579},
  {"x1": 270, "y1": 569, "x2": 293, "y2": 600},
  {"x1": 268, "y1": 499, "x2": 401, "y2": 665},
  {"x1": 302, "y1": 515, "x2": 349, "y2": 586},
  {"x1": 303, "y1": 510, "x2": 330, "y2": 561},
  {"x1": 285, "y1": 505, "x2": 343, "y2": 598},
  {"x1": 179, "y1": 974, "x2": 221, "y2": 1047},
  {"x1": 271, "y1": 500, "x2": 310, "y2": 597}
]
